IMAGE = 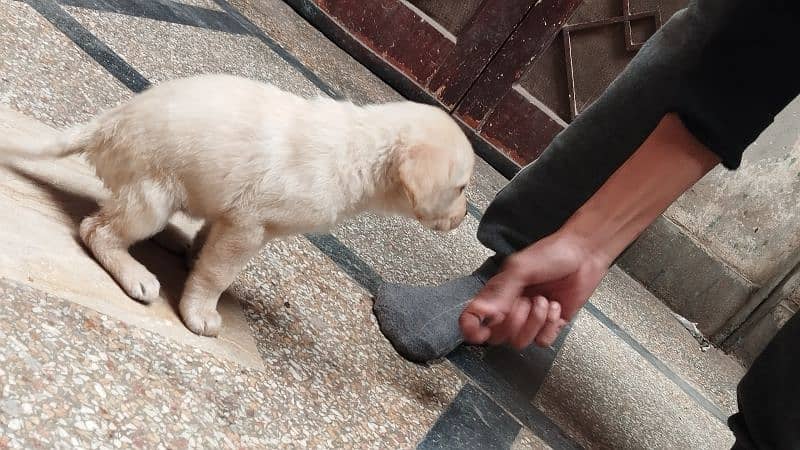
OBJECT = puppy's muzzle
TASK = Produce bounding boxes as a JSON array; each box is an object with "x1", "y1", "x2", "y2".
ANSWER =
[{"x1": 424, "y1": 214, "x2": 465, "y2": 232}]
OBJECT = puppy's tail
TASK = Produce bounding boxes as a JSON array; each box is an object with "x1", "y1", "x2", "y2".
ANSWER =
[{"x1": 0, "y1": 124, "x2": 92, "y2": 161}]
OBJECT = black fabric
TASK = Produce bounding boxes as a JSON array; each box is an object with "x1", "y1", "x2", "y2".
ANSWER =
[
  {"x1": 676, "y1": 0, "x2": 800, "y2": 169},
  {"x1": 477, "y1": 0, "x2": 706, "y2": 261},
  {"x1": 736, "y1": 312, "x2": 800, "y2": 449},
  {"x1": 472, "y1": 1, "x2": 800, "y2": 447},
  {"x1": 477, "y1": 0, "x2": 800, "y2": 263},
  {"x1": 728, "y1": 412, "x2": 758, "y2": 450}
]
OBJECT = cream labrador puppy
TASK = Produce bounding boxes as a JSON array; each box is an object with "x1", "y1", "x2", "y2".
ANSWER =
[{"x1": 1, "y1": 74, "x2": 474, "y2": 336}]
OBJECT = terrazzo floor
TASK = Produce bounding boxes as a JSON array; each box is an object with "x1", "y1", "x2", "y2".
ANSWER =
[{"x1": 0, "y1": 0, "x2": 745, "y2": 448}]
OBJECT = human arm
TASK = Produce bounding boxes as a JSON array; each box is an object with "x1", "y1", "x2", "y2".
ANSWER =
[
  {"x1": 458, "y1": 0, "x2": 800, "y2": 349},
  {"x1": 459, "y1": 113, "x2": 720, "y2": 348}
]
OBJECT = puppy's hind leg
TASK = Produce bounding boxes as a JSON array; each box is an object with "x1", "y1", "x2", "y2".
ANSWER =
[
  {"x1": 179, "y1": 219, "x2": 266, "y2": 337},
  {"x1": 80, "y1": 183, "x2": 175, "y2": 303},
  {"x1": 185, "y1": 221, "x2": 211, "y2": 270},
  {"x1": 152, "y1": 218, "x2": 209, "y2": 270},
  {"x1": 151, "y1": 222, "x2": 195, "y2": 256},
  {"x1": 156, "y1": 221, "x2": 211, "y2": 270}
]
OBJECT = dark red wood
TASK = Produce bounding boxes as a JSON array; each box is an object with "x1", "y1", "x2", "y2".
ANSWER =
[
  {"x1": 316, "y1": 0, "x2": 455, "y2": 83},
  {"x1": 427, "y1": 0, "x2": 533, "y2": 109},
  {"x1": 285, "y1": 0, "x2": 588, "y2": 173},
  {"x1": 479, "y1": 89, "x2": 565, "y2": 166},
  {"x1": 456, "y1": 0, "x2": 582, "y2": 127}
]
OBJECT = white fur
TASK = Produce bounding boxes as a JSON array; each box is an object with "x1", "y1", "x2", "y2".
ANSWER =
[{"x1": 1, "y1": 74, "x2": 475, "y2": 336}]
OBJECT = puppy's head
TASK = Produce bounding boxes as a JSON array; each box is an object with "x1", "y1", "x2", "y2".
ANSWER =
[{"x1": 392, "y1": 105, "x2": 475, "y2": 232}]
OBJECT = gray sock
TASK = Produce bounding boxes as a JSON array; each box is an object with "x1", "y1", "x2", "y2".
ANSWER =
[{"x1": 373, "y1": 275, "x2": 485, "y2": 363}]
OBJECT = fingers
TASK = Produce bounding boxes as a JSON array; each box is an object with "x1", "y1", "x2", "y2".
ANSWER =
[
  {"x1": 459, "y1": 297, "x2": 502, "y2": 345},
  {"x1": 463, "y1": 295, "x2": 568, "y2": 349},
  {"x1": 534, "y1": 302, "x2": 566, "y2": 348},
  {"x1": 459, "y1": 272, "x2": 524, "y2": 344},
  {"x1": 461, "y1": 290, "x2": 569, "y2": 349},
  {"x1": 487, "y1": 297, "x2": 530, "y2": 346},
  {"x1": 460, "y1": 235, "x2": 587, "y2": 346},
  {"x1": 509, "y1": 296, "x2": 549, "y2": 350},
  {"x1": 507, "y1": 298, "x2": 566, "y2": 350},
  {"x1": 558, "y1": 293, "x2": 584, "y2": 322}
]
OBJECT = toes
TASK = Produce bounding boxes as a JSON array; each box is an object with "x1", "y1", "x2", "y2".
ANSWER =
[
  {"x1": 122, "y1": 271, "x2": 160, "y2": 304},
  {"x1": 183, "y1": 309, "x2": 222, "y2": 337}
]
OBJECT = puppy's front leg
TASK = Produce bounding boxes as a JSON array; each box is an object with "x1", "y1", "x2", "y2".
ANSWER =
[{"x1": 179, "y1": 219, "x2": 266, "y2": 337}]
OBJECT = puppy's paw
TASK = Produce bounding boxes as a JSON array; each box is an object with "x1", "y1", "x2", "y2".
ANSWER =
[
  {"x1": 119, "y1": 267, "x2": 161, "y2": 304},
  {"x1": 182, "y1": 308, "x2": 222, "y2": 337}
]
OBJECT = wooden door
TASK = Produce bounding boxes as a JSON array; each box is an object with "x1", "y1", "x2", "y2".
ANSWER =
[
  {"x1": 286, "y1": 0, "x2": 686, "y2": 176},
  {"x1": 458, "y1": 0, "x2": 690, "y2": 169},
  {"x1": 286, "y1": 0, "x2": 545, "y2": 108}
]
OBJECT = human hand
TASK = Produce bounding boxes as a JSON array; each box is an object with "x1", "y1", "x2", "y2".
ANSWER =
[
  {"x1": 458, "y1": 114, "x2": 719, "y2": 350},
  {"x1": 459, "y1": 231, "x2": 609, "y2": 349}
]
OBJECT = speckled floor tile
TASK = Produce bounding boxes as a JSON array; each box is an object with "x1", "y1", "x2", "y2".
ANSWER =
[
  {"x1": 0, "y1": 278, "x2": 463, "y2": 448},
  {"x1": 224, "y1": 0, "x2": 400, "y2": 104},
  {"x1": 65, "y1": 6, "x2": 321, "y2": 98},
  {"x1": 1, "y1": 1, "x2": 748, "y2": 448},
  {"x1": 0, "y1": 107, "x2": 264, "y2": 369},
  {"x1": 0, "y1": 3, "x2": 473, "y2": 447},
  {"x1": 232, "y1": 235, "x2": 465, "y2": 443},
  {"x1": 466, "y1": 158, "x2": 509, "y2": 214},
  {"x1": 174, "y1": 0, "x2": 224, "y2": 11},
  {"x1": 511, "y1": 427, "x2": 552, "y2": 450},
  {"x1": 534, "y1": 312, "x2": 735, "y2": 450},
  {"x1": 0, "y1": 1, "x2": 529, "y2": 447},
  {"x1": 331, "y1": 213, "x2": 492, "y2": 285},
  {"x1": 0, "y1": 0, "x2": 130, "y2": 127},
  {"x1": 593, "y1": 267, "x2": 744, "y2": 415}
]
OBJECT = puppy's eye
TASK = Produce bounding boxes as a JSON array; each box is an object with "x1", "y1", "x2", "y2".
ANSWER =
[{"x1": 458, "y1": 185, "x2": 466, "y2": 194}]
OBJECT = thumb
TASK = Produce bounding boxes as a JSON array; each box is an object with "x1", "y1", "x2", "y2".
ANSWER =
[
  {"x1": 460, "y1": 241, "x2": 575, "y2": 344},
  {"x1": 459, "y1": 270, "x2": 524, "y2": 344}
]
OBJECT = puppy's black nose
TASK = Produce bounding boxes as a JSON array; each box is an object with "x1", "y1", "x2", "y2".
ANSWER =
[{"x1": 464, "y1": 210, "x2": 468, "y2": 217}]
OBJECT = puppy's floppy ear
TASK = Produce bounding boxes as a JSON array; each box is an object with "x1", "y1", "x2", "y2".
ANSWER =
[{"x1": 397, "y1": 144, "x2": 436, "y2": 210}]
